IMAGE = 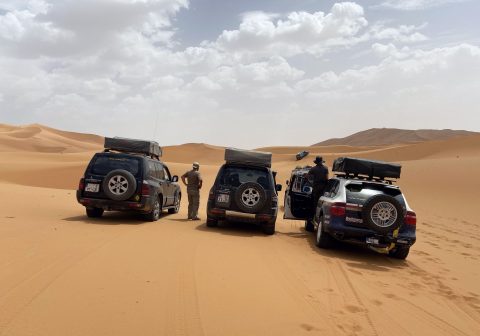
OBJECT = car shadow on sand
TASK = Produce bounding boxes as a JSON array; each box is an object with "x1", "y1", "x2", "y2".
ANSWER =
[
  {"x1": 278, "y1": 228, "x2": 409, "y2": 272},
  {"x1": 195, "y1": 220, "x2": 268, "y2": 237},
  {"x1": 62, "y1": 211, "x2": 169, "y2": 225}
]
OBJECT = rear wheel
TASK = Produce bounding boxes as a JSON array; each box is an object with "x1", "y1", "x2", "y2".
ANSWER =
[
  {"x1": 168, "y1": 194, "x2": 181, "y2": 214},
  {"x1": 262, "y1": 225, "x2": 275, "y2": 235},
  {"x1": 144, "y1": 196, "x2": 161, "y2": 222},
  {"x1": 206, "y1": 217, "x2": 218, "y2": 227},
  {"x1": 316, "y1": 216, "x2": 335, "y2": 249},
  {"x1": 388, "y1": 246, "x2": 410, "y2": 260},
  {"x1": 86, "y1": 207, "x2": 104, "y2": 218}
]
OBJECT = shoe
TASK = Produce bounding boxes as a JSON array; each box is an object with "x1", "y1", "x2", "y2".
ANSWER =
[{"x1": 192, "y1": 217, "x2": 201, "y2": 221}]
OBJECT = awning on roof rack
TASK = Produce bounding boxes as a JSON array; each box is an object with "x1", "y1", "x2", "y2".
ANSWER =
[
  {"x1": 104, "y1": 137, "x2": 162, "y2": 157},
  {"x1": 333, "y1": 157, "x2": 401, "y2": 179},
  {"x1": 225, "y1": 148, "x2": 272, "y2": 168}
]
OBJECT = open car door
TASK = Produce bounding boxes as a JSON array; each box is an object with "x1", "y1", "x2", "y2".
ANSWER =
[{"x1": 284, "y1": 172, "x2": 314, "y2": 220}]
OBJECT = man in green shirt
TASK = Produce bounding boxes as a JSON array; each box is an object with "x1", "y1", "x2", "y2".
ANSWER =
[{"x1": 181, "y1": 162, "x2": 203, "y2": 220}]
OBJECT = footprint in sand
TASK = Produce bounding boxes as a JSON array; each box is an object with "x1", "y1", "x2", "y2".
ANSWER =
[{"x1": 345, "y1": 305, "x2": 364, "y2": 313}]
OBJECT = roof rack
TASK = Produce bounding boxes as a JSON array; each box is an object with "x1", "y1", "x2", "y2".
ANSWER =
[{"x1": 334, "y1": 173, "x2": 396, "y2": 185}]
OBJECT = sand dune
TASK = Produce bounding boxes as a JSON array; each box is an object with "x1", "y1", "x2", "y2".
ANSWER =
[
  {"x1": 1, "y1": 124, "x2": 479, "y2": 336},
  {"x1": 0, "y1": 124, "x2": 103, "y2": 153},
  {"x1": 315, "y1": 128, "x2": 478, "y2": 146}
]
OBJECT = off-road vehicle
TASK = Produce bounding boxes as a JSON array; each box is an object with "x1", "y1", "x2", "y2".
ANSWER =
[
  {"x1": 206, "y1": 148, "x2": 282, "y2": 235},
  {"x1": 285, "y1": 157, "x2": 416, "y2": 259},
  {"x1": 296, "y1": 150, "x2": 309, "y2": 161},
  {"x1": 77, "y1": 137, "x2": 181, "y2": 221}
]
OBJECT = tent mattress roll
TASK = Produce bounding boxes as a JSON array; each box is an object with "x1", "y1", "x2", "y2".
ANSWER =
[
  {"x1": 225, "y1": 148, "x2": 272, "y2": 168},
  {"x1": 333, "y1": 157, "x2": 401, "y2": 179},
  {"x1": 104, "y1": 137, "x2": 162, "y2": 157}
]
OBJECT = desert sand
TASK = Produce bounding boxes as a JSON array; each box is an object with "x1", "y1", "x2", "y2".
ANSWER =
[{"x1": 1, "y1": 124, "x2": 480, "y2": 336}]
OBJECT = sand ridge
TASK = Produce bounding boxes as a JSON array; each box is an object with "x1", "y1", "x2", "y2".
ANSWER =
[{"x1": 0, "y1": 124, "x2": 479, "y2": 335}]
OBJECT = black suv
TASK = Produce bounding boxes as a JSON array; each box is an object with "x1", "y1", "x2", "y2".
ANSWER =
[
  {"x1": 77, "y1": 137, "x2": 181, "y2": 221},
  {"x1": 285, "y1": 157, "x2": 416, "y2": 259},
  {"x1": 206, "y1": 148, "x2": 282, "y2": 235}
]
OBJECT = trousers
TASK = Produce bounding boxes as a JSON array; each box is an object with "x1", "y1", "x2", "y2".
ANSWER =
[{"x1": 187, "y1": 190, "x2": 200, "y2": 219}]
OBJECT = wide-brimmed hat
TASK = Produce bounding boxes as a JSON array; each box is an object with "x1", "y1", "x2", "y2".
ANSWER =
[
  {"x1": 192, "y1": 162, "x2": 200, "y2": 169},
  {"x1": 313, "y1": 156, "x2": 324, "y2": 164}
]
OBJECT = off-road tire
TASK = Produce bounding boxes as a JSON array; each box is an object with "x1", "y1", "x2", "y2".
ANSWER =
[
  {"x1": 316, "y1": 216, "x2": 335, "y2": 249},
  {"x1": 235, "y1": 182, "x2": 267, "y2": 213},
  {"x1": 362, "y1": 194, "x2": 404, "y2": 235},
  {"x1": 206, "y1": 217, "x2": 218, "y2": 227},
  {"x1": 262, "y1": 225, "x2": 275, "y2": 235},
  {"x1": 305, "y1": 219, "x2": 314, "y2": 232},
  {"x1": 102, "y1": 169, "x2": 137, "y2": 201},
  {"x1": 144, "y1": 196, "x2": 161, "y2": 222},
  {"x1": 168, "y1": 194, "x2": 181, "y2": 214},
  {"x1": 388, "y1": 246, "x2": 410, "y2": 260},
  {"x1": 86, "y1": 207, "x2": 104, "y2": 218}
]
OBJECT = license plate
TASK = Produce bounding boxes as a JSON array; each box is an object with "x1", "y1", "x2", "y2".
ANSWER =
[
  {"x1": 366, "y1": 237, "x2": 379, "y2": 245},
  {"x1": 217, "y1": 194, "x2": 229, "y2": 203},
  {"x1": 85, "y1": 183, "x2": 100, "y2": 193}
]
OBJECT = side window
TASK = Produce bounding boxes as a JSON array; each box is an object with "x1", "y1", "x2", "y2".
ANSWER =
[
  {"x1": 155, "y1": 163, "x2": 165, "y2": 180},
  {"x1": 148, "y1": 161, "x2": 157, "y2": 178}
]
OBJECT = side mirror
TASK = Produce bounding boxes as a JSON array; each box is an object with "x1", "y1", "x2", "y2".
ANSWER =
[
  {"x1": 276, "y1": 184, "x2": 282, "y2": 192},
  {"x1": 286, "y1": 180, "x2": 289, "y2": 186},
  {"x1": 172, "y1": 175, "x2": 179, "y2": 182}
]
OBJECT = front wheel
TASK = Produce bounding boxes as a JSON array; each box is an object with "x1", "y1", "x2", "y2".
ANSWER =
[
  {"x1": 388, "y1": 246, "x2": 410, "y2": 260},
  {"x1": 316, "y1": 216, "x2": 335, "y2": 249},
  {"x1": 168, "y1": 194, "x2": 181, "y2": 214},
  {"x1": 305, "y1": 219, "x2": 314, "y2": 232},
  {"x1": 86, "y1": 207, "x2": 104, "y2": 218},
  {"x1": 144, "y1": 196, "x2": 161, "y2": 222}
]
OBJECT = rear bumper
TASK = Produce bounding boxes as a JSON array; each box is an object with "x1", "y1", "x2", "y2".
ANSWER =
[
  {"x1": 207, "y1": 206, "x2": 277, "y2": 226},
  {"x1": 324, "y1": 219, "x2": 416, "y2": 247},
  {"x1": 77, "y1": 191, "x2": 153, "y2": 213}
]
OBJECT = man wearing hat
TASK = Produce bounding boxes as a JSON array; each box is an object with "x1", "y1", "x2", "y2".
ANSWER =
[
  {"x1": 181, "y1": 162, "x2": 203, "y2": 220},
  {"x1": 306, "y1": 156, "x2": 329, "y2": 209}
]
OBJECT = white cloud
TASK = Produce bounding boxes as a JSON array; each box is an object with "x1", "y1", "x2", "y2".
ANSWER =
[
  {"x1": 379, "y1": 0, "x2": 469, "y2": 10},
  {"x1": 0, "y1": 1, "x2": 478, "y2": 147}
]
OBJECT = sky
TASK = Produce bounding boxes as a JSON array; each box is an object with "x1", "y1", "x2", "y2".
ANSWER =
[{"x1": 0, "y1": 0, "x2": 479, "y2": 148}]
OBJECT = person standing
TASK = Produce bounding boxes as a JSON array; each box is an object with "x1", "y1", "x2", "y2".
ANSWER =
[
  {"x1": 181, "y1": 162, "x2": 203, "y2": 220},
  {"x1": 306, "y1": 156, "x2": 329, "y2": 208}
]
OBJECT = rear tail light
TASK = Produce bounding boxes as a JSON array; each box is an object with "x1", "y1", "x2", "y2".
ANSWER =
[
  {"x1": 330, "y1": 202, "x2": 346, "y2": 217},
  {"x1": 141, "y1": 182, "x2": 150, "y2": 196},
  {"x1": 405, "y1": 211, "x2": 416, "y2": 225},
  {"x1": 78, "y1": 178, "x2": 85, "y2": 190}
]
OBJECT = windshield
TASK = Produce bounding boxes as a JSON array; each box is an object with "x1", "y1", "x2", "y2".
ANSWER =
[
  {"x1": 219, "y1": 166, "x2": 270, "y2": 189},
  {"x1": 90, "y1": 155, "x2": 141, "y2": 177}
]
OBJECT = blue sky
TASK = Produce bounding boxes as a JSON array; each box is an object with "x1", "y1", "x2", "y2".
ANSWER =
[{"x1": 0, "y1": 0, "x2": 479, "y2": 147}]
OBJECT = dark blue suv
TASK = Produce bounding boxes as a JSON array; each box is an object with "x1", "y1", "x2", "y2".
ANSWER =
[{"x1": 284, "y1": 158, "x2": 416, "y2": 259}]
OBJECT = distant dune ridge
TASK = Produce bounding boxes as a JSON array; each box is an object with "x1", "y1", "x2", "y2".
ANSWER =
[
  {"x1": 0, "y1": 123, "x2": 103, "y2": 153},
  {"x1": 314, "y1": 128, "x2": 479, "y2": 146}
]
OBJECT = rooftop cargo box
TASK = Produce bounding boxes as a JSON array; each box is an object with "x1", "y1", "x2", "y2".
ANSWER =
[
  {"x1": 104, "y1": 137, "x2": 162, "y2": 158},
  {"x1": 333, "y1": 157, "x2": 401, "y2": 179},
  {"x1": 225, "y1": 148, "x2": 272, "y2": 168}
]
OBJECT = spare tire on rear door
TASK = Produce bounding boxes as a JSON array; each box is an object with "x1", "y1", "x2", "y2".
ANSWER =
[
  {"x1": 362, "y1": 194, "x2": 404, "y2": 234},
  {"x1": 102, "y1": 169, "x2": 137, "y2": 201},
  {"x1": 235, "y1": 182, "x2": 267, "y2": 213}
]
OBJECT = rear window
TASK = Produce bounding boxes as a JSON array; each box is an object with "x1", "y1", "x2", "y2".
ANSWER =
[
  {"x1": 345, "y1": 181, "x2": 404, "y2": 205},
  {"x1": 219, "y1": 166, "x2": 271, "y2": 189},
  {"x1": 90, "y1": 156, "x2": 141, "y2": 177}
]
